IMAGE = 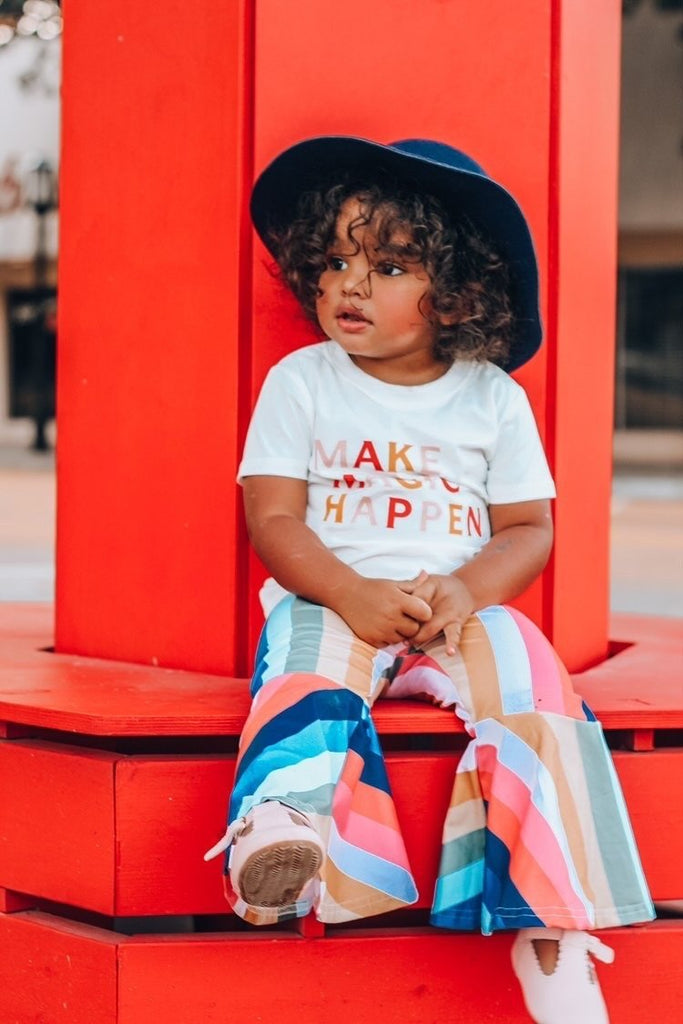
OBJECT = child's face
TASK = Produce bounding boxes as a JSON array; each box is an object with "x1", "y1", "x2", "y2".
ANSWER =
[{"x1": 315, "y1": 198, "x2": 444, "y2": 385}]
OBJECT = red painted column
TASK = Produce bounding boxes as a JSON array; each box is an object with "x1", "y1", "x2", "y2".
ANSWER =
[
  {"x1": 544, "y1": 0, "x2": 622, "y2": 669},
  {"x1": 56, "y1": 0, "x2": 621, "y2": 675},
  {"x1": 248, "y1": 0, "x2": 622, "y2": 671},
  {"x1": 246, "y1": 0, "x2": 556, "y2": 650},
  {"x1": 56, "y1": 1, "x2": 254, "y2": 674}
]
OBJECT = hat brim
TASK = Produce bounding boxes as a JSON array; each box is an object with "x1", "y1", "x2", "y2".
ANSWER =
[{"x1": 250, "y1": 136, "x2": 541, "y2": 372}]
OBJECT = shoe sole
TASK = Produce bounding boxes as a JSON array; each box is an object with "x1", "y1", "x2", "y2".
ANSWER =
[{"x1": 238, "y1": 839, "x2": 324, "y2": 908}]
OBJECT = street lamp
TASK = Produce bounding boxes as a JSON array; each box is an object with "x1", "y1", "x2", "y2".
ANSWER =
[
  {"x1": 23, "y1": 156, "x2": 57, "y2": 450},
  {"x1": 24, "y1": 156, "x2": 56, "y2": 286}
]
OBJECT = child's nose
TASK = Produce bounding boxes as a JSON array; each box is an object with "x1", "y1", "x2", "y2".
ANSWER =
[{"x1": 341, "y1": 268, "x2": 371, "y2": 297}]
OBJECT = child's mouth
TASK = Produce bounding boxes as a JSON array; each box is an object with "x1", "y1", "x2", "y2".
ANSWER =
[{"x1": 335, "y1": 309, "x2": 370, "y2": 329}]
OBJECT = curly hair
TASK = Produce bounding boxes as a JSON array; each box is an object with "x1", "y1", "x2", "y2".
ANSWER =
[{"x1": 266, "y1": 171, "x2": 514, "y2": 366}]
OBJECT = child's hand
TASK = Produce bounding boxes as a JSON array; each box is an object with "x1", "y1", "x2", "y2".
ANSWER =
[
  {"x1": 406, "y1": 572, "x2": 475, "y2": 655},
  {"x1": 336, "y1": 577, "x2": 432, "y2": 648}
]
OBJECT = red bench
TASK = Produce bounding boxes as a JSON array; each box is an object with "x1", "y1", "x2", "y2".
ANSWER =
[
  {"x1": 1, "y1": 604, "x2": 681, "y2": 1023},
  {"x1": 4, "y1": 5, "x2": 680, "y2": 1022}
]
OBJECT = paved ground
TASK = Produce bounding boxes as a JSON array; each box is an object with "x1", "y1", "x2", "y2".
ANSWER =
[
  {"x1": 611, "y1": 470, "x2": 683, "y2": 618},
  {"x1": 0, "y1": 446, "x2": 55, "y2": 603},
  {"x1": 0, "y1": 444, "x2": 682, "y2": 616}
]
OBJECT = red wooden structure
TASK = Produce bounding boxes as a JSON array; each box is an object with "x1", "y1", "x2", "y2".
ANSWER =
[{"x1": 1, "y1": 1, "x2": 682, "y2": 1021}]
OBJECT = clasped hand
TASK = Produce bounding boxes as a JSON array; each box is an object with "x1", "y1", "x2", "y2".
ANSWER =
[
  {"x1": 407, "y1": 571, "x2": 475, "y2": 655},
  {"x1": 337, "y1": 571, "x2": 474, "y2": 652}
]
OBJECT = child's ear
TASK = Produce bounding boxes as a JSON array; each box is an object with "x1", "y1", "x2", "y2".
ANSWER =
[
  {"x1": 435, "y1": 282, "x2": 482, "y2": 326},
  {"x1": 437, "y1": 310, "x2": 462, "y2": 327},
  {"x1": 434, "y1": 304, "x2": 467, "y2": 328},
  {"x1": 422, "y1": 294, "x2": 460, "y2": 327}
]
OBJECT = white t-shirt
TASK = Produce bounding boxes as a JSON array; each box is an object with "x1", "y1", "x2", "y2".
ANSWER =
[{"x1": 238, "y1": 341, "x2": 556, "y2": 613}]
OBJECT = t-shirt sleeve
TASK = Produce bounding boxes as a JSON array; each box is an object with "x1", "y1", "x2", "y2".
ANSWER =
[
  {"x1": 486, "y1": 383, "x2": 556, "y2": 504},
  {"x1": 237, "y1": 361, "x2": 314, "y2": 482}
]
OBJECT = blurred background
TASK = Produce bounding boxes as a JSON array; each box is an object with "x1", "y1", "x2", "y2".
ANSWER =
[{"x1": 0, "y1": 0, "x2": 680, "y2": 616}]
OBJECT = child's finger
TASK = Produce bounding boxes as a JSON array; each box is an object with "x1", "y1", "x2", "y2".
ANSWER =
[
  {"x1": 403, "y1": 593, "x2": 432, "y2": 622},
  {"x1": 443, "y1": 621, "x2": 463, "y2": 656},
  {"x1": 412, "y1": 615, "x2": 462, "y2": 652},
  {"x1": 410, "y1": 624, "x2": 434, "y2": 647},
  {"x1": 397, "y1": 570, "x2": 429, "y2": 594}
]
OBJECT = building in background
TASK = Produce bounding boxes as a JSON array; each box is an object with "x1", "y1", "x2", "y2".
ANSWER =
[
  {"x1": 616, "y1": 0, "x2": 683, "y2": 467},
  {"x1": 0, "y1": 2, "x2": 60, "y2": 448},
  {"x1": 0, "y1": 1, "x2": 680, "y2": 460}
]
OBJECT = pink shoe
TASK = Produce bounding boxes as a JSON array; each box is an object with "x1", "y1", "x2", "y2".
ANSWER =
[
  {"x1": 204, "y1": 801, "x2": 325, "y2": 908},
  {"x1": 511, "y1": 928, "x2": 615, "y2": 1024}
]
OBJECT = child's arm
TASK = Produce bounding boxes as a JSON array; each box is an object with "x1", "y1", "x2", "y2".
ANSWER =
[
  {"x1": 243, "y1": 476, "x2": 432, "y2": 647},
  {"x1": 409, "y1": 498, "x2": 553, "y2": 654}
]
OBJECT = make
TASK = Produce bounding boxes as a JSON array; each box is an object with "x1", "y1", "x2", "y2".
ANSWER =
[{"x1": 314, "y1": 438, "x2": 441, "y2": 475}]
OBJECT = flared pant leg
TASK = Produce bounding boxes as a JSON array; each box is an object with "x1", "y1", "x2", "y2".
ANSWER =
[
  {"x1": 224, "y1": 594, "x2": 418, "y2": 926},
  {"x1": 385, "y1": 605, "x2": 655, "y2": 933}
]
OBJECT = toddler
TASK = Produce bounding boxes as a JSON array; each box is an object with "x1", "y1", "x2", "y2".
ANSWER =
[{"x1": 205, "y1": 136, "x2": 654, "y2": 1023}]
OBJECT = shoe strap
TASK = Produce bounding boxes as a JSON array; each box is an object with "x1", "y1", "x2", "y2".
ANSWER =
[
  {"x1": 203, "y1": 816, "x2": 247, "y2": 862},
  {"x1": 520, "y1": 928, "x2": 616, "y2": 966},
  {"x1": 585, "y1": 934, "x2": 615, "y2": 965}
]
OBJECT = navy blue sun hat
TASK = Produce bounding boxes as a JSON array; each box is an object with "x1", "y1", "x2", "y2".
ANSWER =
[{"x1": 250, "y1": 136, "x2": 542, "y2": 372}]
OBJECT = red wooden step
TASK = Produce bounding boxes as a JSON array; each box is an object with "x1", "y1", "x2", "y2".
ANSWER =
[
  {"x1": 0, "y1": 911, "x2": 118, "y2": 1024},
  {"x1": 1, "y1": 606, "x2": 681, "y2": 737},
  {"x1": 0, "y1": 910, "x2": 680, "y2": 1024},
  {"x1": 0, "y1": 741, "x2": 680, "y2": 916},
  {"x1": 1, "y1": 606, "x2": 681, "y2": 1024}
]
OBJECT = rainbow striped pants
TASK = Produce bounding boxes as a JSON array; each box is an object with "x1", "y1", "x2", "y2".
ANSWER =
[{"x1": 225, "y1": 595, "x2": 654, "y2": 931}]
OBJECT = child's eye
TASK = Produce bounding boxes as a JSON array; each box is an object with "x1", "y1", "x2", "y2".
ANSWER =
[
  {"x1": 375, "y1": 262, "x2": 404, "y2": 277},
  {"x1": 326, "y1": 255, "x2": 348, "y2": 271}
]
